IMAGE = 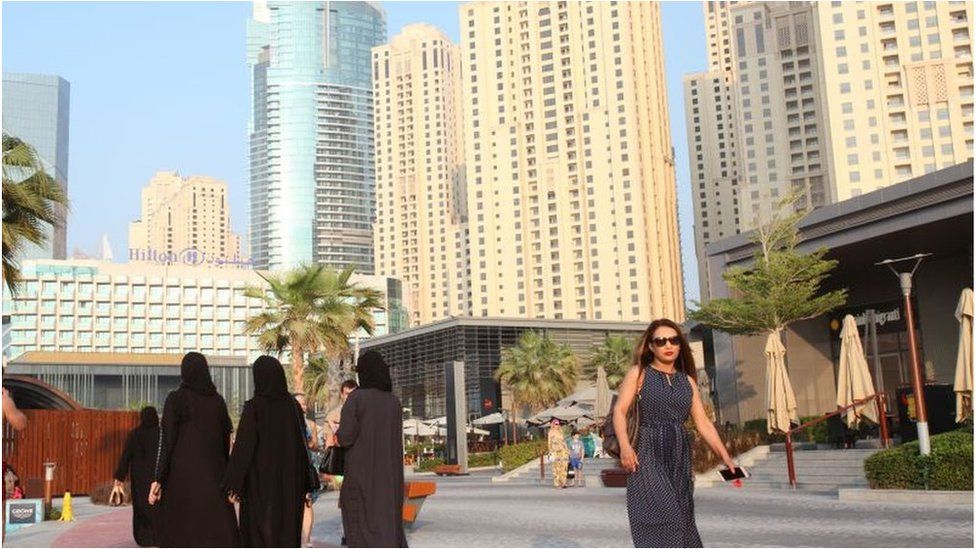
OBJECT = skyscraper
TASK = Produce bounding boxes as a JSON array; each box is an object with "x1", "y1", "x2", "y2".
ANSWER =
[
  {"x1": 129, "y1": 172, "x2": 243, "y2": 268},
  {"x1": 686, "y1": 0, "x2": 974, "y2": 299},
  {"x1": 462, "y1": 1, "x2": 684, "y2": 322},
  {"x1": 373, "y1": 24, "x2": 470, "y2": 327},
  {"x1": 247, "y1": 1, "x2": 386, "y2": 272},
  {"x1": 2, "y1": 72, "x2": 70, "y2": 260}
]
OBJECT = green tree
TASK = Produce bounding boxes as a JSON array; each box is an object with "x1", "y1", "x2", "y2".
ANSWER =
[
  {"x1": 689, "y1": 196, "x2": 847, "y2": 429},
  {"x1": 304, "y1": 352, "x2": 354, "y2": 412},
  {"x1": 2, "y1": 133, "x2": 69, "y2": 294},
  {"x1": 243, "y1": 264, "x2": 384, "y2": 391},
  {"x1": 495, "y1": 331, "x2": 580, "y2": 433},
  {"x1": 583, "y1": 335, "x2": 634, "y2": 390}
]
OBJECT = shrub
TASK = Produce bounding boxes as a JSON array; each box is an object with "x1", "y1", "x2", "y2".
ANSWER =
[
  {"x1": 414, "y1": 458, "x2": 445, "y2": 473},
  {"x1": 864, "y1": 430, "x2": 973, "y2": 490},
  {"x1": 498, "y1": 440, "x2": 547, "y2": 472},
  {"x1": 468, "y1": 452, "x2": 499, "y2": 468},
  {"x1": 691, "y1": 426, "x2": 762, "y2": 473}
]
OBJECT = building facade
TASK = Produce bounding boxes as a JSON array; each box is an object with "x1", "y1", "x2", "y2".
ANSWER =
[
  {"x1": 705, "y1": 163, "x2": 973, "y2": 425},
  {"x1": 360, "y1": 316, "x2": 649, "y2": 421},
  {"x1": 247, "y1": 1, "x2": 386, "y2": 272},
  {"x1": 2, "y1": 72, "x2": 70, "y2": 261},
  {"x1": 4, "y1": 260, "x2": 405, "y2": 362},
  {"x1": 373, "y1": 24, "x2": 470, "y2": 327},
  {"x1": 128, "y1": 171, "x2": 244, "y2": 268},
  {"x1": 461, "y1": 1, "x2": 684, "y2": 323},
  {"x1": 687, "y1": 0, "x2": 974, "y2": 300}
]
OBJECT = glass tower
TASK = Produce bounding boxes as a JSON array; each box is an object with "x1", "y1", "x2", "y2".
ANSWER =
[
  {"x1": 247, "y1": 1, "x2": 386, "y2": 272},
  {"x1": 2, "y1": 72, "x2": 70, "y2": 260}
]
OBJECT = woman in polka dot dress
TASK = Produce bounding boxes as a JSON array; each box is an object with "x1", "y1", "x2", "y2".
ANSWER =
[{"x1": 613, "y1": 318, "x2": 738, "y2": 548}]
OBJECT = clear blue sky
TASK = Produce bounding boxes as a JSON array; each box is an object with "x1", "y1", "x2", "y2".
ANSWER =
[{"x1": 2, "y1": 1, "x2": 707, "y2": 304}]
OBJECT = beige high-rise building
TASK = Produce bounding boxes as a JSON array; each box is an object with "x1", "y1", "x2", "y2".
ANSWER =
[
  {"x1": 685, "y1": 1, "x2": 749, "y2": 300},
  {"x1": 461, "y1": 1, "x2": 684, "y2": 322},
  {"x1": 373, "y1": 24, "x2": 470, "y2": 327},
  {"x1": 129, "y1": 172, "x2": 244, "y2": 268},
  {"x1": 687, "y1": 0, "x2": 973, "y2": 299}
]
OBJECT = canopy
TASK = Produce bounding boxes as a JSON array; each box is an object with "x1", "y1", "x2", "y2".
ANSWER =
[
  {"x1": 837, "y1": 315, "x2": 879, "y2": 427},
  {"x1": 403, "y1": 418, "x2": 438, "y2": 437},
  {"x1": 954, "y1": 288, "x2": 973, "y2": 423},
  {"x1": 437, "y1": 425, "x2": 490, "y2": 436},
  {"x1": 526, "y1": 404, "x2": 592, "y2": 425},
  {"x1": 471, "y1": 411, "x2": 507, "y2": 425},
  {"x1": 765, "y1": 330, "x2": 799, "y2": 434}
]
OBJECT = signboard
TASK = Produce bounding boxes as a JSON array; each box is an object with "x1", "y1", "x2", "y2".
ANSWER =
[
  {"x1": 5, "y1": 499, "x2": 43, "y2": 532},
  {"x1": 828, "y1": 299, "x2": 917, "y2": 336}
]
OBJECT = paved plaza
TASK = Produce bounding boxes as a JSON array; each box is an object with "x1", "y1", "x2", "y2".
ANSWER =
[{"x1": 5, "y1": 472, "x2": 972, "y2": 547}]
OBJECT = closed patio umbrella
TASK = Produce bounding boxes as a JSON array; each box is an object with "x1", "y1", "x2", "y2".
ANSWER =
[
  {"x1": 595, "y1": 365, "x2": 612, "y2": 419},
  {"x1": 765, "y1": 330, "x2": 799, "y2": 434},
  {"x1": 837, "y1": 314, "x2": 879, "y2": 427},
  {"x1": 954, "y1": 288, "x2": 973, "y2": 423}
]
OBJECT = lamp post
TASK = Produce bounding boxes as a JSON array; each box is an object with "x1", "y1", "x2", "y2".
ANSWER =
[{"x1": 876, "y1": 253, "x2": 931, "y2": 456}]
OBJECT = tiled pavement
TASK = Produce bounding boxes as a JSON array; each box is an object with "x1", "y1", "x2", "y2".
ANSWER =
[{"x1": 6, "y1": 476, "x2": 972, "y2": 547}]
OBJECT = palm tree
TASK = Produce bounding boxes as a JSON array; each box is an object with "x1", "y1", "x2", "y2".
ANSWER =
[
  {"x1": 495, "y1": 331, "x2": 580, "y2": 440},
  {"x1": 2, "y1": 133, "x2": 68, "y2": 294},
  {"x1": 304, "y1": 352, "x2": 353, "y2": 412},
  {"x1": 582, "y1": 335, "x2": 635, "y2": 390},
  {"x1": 243, "y1": 264, "x2": 384, "y2": 391}
]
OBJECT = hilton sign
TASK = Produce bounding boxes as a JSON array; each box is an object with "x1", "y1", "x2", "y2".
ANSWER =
[{"x1": 129, "y1": 247, "x2": 253, "y2": 268}]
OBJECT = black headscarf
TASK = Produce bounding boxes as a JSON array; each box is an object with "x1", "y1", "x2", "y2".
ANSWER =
[
  {"x1": 356, "y1": 350, "x2": 392, "y2": 392},
  {"x1": 253, "y1": 355, "x2": 290, "y2": 400},
  {"x1": 138, "y1": 406, "x2": 159, "y2": 430},
  {"x1": 180, "y1": 352, "x2": 217, "y2": 396}
]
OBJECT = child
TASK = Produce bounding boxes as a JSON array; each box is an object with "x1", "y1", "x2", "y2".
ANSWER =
[{"x1": 568, "y1": 429, "x2": 585, "y2": 487}]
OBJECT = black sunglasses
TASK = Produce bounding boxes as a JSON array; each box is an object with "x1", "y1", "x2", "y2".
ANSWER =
[{"x1": 651, "y1": 336, "x2": 681, "y2": 348}]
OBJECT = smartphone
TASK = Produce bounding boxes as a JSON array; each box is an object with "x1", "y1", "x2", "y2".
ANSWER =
[{"x1": 718, "y1": 466, "x2": 749, "y2": 481}]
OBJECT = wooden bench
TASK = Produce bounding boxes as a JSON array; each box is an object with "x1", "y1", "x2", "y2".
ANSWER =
[
  {"x1": 402, "y1": 481, "x2": 436, "y2": 530},
  {"x1": 432, "y1": 464, "x2": 465, "y2": 476}
]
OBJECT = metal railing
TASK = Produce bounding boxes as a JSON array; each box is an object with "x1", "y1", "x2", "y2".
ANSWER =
[{"x1": 784, "y1": 393, "x2": 890, "y2": 489}]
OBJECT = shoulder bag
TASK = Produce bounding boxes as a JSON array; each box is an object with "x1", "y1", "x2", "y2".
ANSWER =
[{"x1": 601, "y1": 368, "x2": 644, "y2": 459}]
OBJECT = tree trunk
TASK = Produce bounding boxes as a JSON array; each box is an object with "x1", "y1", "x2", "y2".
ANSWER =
[
  {"x1": 291, "y1": 344, "x2": 304, "y2": 394},
  {"x1": 511, "y1": 401, "x2": 519, "y2": 444}
]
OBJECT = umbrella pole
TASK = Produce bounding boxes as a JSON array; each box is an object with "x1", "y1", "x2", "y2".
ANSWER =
[
  {"x1": 785, "y1": 432, "x2": 797, "y2": 490},
  {"x1": 877, "y1": 394, "x2": 890, "y2": 448}
]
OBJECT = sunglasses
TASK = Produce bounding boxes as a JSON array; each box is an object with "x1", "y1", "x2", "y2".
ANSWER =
[{"x1": 651, "y1": 336, "x2": 681, "y2": 348}]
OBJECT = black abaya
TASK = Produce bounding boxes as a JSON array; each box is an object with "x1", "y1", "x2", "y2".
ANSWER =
[
  {"x1": 155, "y1": 353, "x2": 240, "y2": 547},
  {"x1": 223, "y1": 356, "x2": 313, "y2": 547},
  {"x1": 337, "y1": 351, "x2": 407, "y2": 548},
  {"x1": 114, "y1": 407, "x2": 160, "y2": 547}
]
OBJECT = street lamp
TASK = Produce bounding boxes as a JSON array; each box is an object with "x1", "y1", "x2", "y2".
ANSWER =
[{"x1": 876, "y1": 253, "x2": 932, "y2": 456}]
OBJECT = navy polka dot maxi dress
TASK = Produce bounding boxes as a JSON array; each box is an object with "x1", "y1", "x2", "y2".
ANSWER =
[{"x1": 626, "y1": 368, "x2": 703, "y2": 548}]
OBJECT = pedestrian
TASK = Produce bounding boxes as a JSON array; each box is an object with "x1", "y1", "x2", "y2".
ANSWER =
[
  {"x1": 2, "y1": 386, "x2": 27, "y2": 540},
  {"x1": 293, "y1": 393, "x2": 320, "y2": 547},
  {"x1": 113, "y1": 406, "x2": 161, "y2": 547},
  {"x1": 149, "y1": 352, "x2": 240, "y2": 547},
  {"x1": 336, "y1": 350, "x2": 407, "y2": 547},
  {"x1": 568, "y1": 429, "x2": 585, "y2": 487},
  {"x1": 615, "y1": 319, "x2": 737, "y2": 548},
  {"x1": 547, "y1": 419, "x2": 569, "y2": 489},
  {"x1": 223, "y1": 356, "x2": 315, "y2": 547},
  {"x1": 325, "y1": 379, "x2": 358, "y2": 546}
]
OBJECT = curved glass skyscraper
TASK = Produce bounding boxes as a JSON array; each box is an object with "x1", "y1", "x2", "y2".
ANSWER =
[{"x1": 248, "y1": 1, "x2": 386, "y2": 271}]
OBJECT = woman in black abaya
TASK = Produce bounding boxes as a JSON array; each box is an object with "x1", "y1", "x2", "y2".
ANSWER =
[
  {"x1": 223, "y1": 356, "x2": 314, "y2": 547},
  {"x1": 150, "y1": 352, "x2": 240, "y2": 547},
  {"x1": 113, "y1": 406, "x2": 161, "y2": 547},
  {"x1": 337, "y1": 351, "x2": 408, "y2": 548}
]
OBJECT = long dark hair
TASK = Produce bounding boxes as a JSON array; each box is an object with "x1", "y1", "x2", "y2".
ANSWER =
[{"x1": 632, "y1": 318, "x2": 697, "y2": 381}]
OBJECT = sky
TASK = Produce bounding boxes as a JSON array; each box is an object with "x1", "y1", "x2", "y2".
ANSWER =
[{"x1": 2, "y1": 0, "x2": 707, "y2": 305}]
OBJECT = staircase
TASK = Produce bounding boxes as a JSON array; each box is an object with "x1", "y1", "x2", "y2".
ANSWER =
[
  {"x1": 727, "y1": 447, "x2": 879, "y2": 493},
  {"x1": 537, "y1": 457, "x2": 620, "y2": 486}
]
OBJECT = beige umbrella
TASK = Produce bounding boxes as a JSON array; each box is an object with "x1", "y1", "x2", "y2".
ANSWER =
[
  {"x1": 595, "y1": 365, "x2": 612, "y2": 419},
  {"x1": 837, "y1": 315, "x2": 879, "y2": 427},
  {"x1": 954, "y1": 288, "x2": 973, "y2": 423},
  {"x1": 765, "y1": 330, "x2": 799, "y2": 434}
]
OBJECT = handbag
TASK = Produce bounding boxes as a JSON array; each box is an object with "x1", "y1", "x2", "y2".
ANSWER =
[
  {"x1": 602, "y1": 369, "x2": 644, "y2": 459},
  {"x1": 319, "y1": 445, "x2": 345, "y2": 476}
]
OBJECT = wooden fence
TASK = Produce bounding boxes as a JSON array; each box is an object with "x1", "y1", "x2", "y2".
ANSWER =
[{"x1": 3, "y1": 409, "x2": 139, "y2": 495}]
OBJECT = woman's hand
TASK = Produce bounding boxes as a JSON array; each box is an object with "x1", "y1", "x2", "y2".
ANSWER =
[
  {"x1": 304, "y1": 493, "x2": 312, "y2": 508},
  {"x1": 723, "y1": 457, "x2": 737, "y2": 473},
  {"x1": 620, "y1": 445, "x2": 639, "y2": 473},
  {"x1": 148, "y1": 482, "x2": 162, "y2": 505},
  {"x1": 227, "y1": 491, "x2": 240, "y2": 505}
]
